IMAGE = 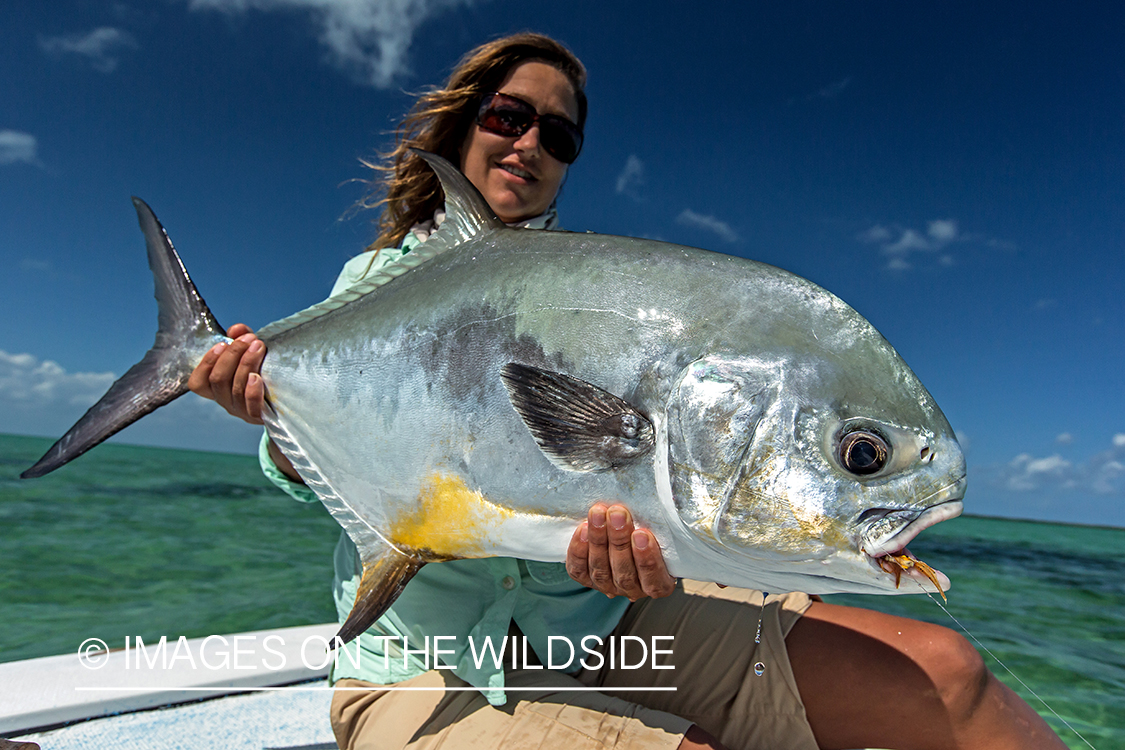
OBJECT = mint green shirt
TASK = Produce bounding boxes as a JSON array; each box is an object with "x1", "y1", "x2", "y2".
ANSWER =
[{"x1": 260, "y1": 225, "x2": 629, "y2": 705}]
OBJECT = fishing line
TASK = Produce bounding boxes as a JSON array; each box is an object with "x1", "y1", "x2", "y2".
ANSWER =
[{"x1": 915, "y1": 581, "x2": 1097, "y2": 750}]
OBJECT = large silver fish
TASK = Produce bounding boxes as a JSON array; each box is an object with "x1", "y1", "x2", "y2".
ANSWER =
[{"x1": 24, "y1": 152, "x2": 966, "y2": 642}]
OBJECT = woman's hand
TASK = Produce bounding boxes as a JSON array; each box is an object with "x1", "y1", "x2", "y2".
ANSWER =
[
  {"x1": 566, "y1": 502, "x2": 677, "y2": 601},
  {"x1": 188, "y1": 323, "x2": 267, "y2": 425},
  {"x1": 188, "y1": 324, "x2": 302, "y2": 484}
]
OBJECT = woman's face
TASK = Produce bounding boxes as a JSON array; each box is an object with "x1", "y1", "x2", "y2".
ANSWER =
[{"x1": 460, "y1": 60, "x2": 580, "y2": 223}]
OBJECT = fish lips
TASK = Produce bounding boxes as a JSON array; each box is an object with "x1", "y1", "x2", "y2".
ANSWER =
[{"x1": 859, "y1": 482, "x2": 966, "y2": 560}]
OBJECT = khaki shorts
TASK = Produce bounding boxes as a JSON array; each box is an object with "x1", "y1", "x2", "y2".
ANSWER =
[{"x1": 331, "y1": 583, "x2": 818, "y2": 750}]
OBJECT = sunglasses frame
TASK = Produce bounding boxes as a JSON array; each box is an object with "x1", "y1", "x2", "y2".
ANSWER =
[{"x1": 475, "y1": 92, "x2": 584, "y2": 164}]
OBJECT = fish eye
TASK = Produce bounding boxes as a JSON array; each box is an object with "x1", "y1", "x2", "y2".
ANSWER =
[{"x1": 839, "y1": 430, "x2": 890, "y2": 476}]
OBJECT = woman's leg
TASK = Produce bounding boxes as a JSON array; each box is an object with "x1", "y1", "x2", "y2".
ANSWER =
[
  {"x1": 592, "y1": 583, "x2": 821, "y2": 750},
  {"x1": 330, "y1": 670, "x2": 692, "y2": 750},
  {"x1": 786, "y1": 601, "x2": 1068, "y2": 750}
]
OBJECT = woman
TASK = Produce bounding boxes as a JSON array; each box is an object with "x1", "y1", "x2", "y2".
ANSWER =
[{"x1": 190, "y1": 32, "x2": 1066, "y2": 750}]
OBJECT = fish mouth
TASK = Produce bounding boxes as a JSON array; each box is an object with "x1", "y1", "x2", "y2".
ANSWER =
[
  {"x1": 859, "y1": 478, "x2": 965, "y2": 592},
  {"x1": 861, "y1": 496, "x2": 964, "y2": 558}
]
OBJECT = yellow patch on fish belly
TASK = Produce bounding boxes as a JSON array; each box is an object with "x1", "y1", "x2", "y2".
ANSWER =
[{"x1": 390, "y1": 473, "x2": 515, "y2": 558}]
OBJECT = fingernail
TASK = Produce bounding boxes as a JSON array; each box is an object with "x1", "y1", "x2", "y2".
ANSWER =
[
  {"x1": 632, "y1": 531, "x2": 649, "y2": 550},
  {"x1": 609, "y1": 510, "x2": 627, "y2": 530},
  {"x1": 248, "y1": 340, "x2": 263, "y2": 353},
  {"x1": 239, "y1": 333, "x2": 256, "y2": 343},
  {"x1": 580, "y1": 524, "x2": 588, "y2": 543},
  {"x1": 591, "y1": 508, "x2": 606, "y2": 529},
  {"x1": 210, "y1": 343, "x2": 225, "y2": 355}
]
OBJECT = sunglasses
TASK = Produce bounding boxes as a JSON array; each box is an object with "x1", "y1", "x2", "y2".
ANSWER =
[{"x1": 475, "y1": 92, "x2": 584, "y2": 164}]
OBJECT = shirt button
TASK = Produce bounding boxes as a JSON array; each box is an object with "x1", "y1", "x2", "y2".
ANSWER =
[{"x1": 501, "y1": 576, "x2": 516, "y2": 590}]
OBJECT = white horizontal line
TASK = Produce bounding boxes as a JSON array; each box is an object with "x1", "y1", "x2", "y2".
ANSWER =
[{"x1": 74, "y1": 686, "x2": 677, "y2": 693}]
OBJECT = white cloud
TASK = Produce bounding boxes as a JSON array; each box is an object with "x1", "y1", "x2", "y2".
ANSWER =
[
  {"x1": 986, "y1": 238, "x2": 1018, "y2": 251},
  {"x1": 1025, "y1": 454, "x2": 1071, "y2": 475},
  {"x1": 991, "y1": 435, "x2": 1125, "y2": 496},
  {"x1": 1002, "y1": 453, "x2": 1074, "y2": 491},
  {"x1": 1092, "y1": 460, "x2": 1125, "y2": 494},
  {"x1": 38, "y1": 27, "x2": 137, "y2": 73},
  {"x1": 1056, "y1": 432, "x2": 1074, "y2": 445},
  {"x1": 927, "y1": 219, "x2": 958, "y2": 242},
  {"x1": 0, "y1": 130, "x2": 40, "y2": 167},
  {"x1": 856, "y1": 225, "x2": 891, "y2": 244},
  {"x1": 20, "y1": 258, "x2": 52, "y2": 272},
  {"x1": 615, "y1": 154, "x2": 645, "y2": 200},
  {"x1": 855, "y1": 217, "x2": 1007, "y2": 271},
  {"x1": 0, "y1": 350, "x2": 115, "y2": 409},
  {"x1": 787, "y1": 77, "x2": 853, "y2": 106},
  {"x1": 676, "y1": 209, "x2": 738, "y2": 243},
  {"x1": 187, "y1": 0, "x2": 478, "y2": 88},
  {"x1": 1, "y1": 350, "x2": 262, "y2": 455},
  {"x1": 884, "y1": 228, "x2": 932, "y2": 255},
  {"x1": 811, "y1": 77, "x2": 851, "y2": 100}
]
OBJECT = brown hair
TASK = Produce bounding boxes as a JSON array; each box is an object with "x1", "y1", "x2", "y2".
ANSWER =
[{"x1": 361, "y1": 32, "x2": 587, "y2": 251}]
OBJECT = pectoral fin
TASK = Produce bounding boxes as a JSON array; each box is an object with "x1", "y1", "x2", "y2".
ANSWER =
[
  {"x1": 335, "y1": 545, "x2": 426, "y2": 645},
  {"x1": 501, "y1": 363, "x2": 654, "y2": 473}
]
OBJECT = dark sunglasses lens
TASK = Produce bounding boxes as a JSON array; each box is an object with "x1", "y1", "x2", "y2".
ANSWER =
[
  {"x1": 476, "y1": 94, "x2": 583, "y2": 164},
  {"x1": 539, "y1": 119, "x2": 582, "y2": 164},
  {"x1": 477, "y1": 96, "x2": 534, "y2": 136}
]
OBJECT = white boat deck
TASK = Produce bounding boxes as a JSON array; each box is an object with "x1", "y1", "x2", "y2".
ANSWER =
[
  {"x1": 14, "y1": 683, "x2": 335, "y2": 750},
  {"x1": 2, "y1": 624, "x2": 339, "y2": 749}
]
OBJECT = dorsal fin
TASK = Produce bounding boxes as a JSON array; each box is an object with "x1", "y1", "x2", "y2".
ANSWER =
[
  {"x1": 412, "y1": 148, "x2": 505, "y2": 241},
  {"x1": 257, "y1": 149, "x2": 503, "y2": 341}
]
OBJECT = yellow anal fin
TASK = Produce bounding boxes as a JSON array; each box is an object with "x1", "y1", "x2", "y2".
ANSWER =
[
  {"x1": 335, "y1": 547, "x2": 427, "y2": 645},
  {"x1": 390, "y1": 473, "x2": 515, "y2": 558}
]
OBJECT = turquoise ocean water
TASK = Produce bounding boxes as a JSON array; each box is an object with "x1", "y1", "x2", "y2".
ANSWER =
[{"x1": 2, "y1": 433, "x2": 1122, "y2": 748}]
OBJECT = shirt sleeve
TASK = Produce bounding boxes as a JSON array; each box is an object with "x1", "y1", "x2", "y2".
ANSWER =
[
  {"x1": 328, "y1": 246, "x2": 409, "y2": 297},
  {"x1": 258, "y1": 430, "x2": 319, "y2": 503}
]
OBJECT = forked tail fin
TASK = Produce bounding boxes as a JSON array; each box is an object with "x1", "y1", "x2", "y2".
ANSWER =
[{"x1": 21, "y1": 198, "x2": 227, "y2": 478}]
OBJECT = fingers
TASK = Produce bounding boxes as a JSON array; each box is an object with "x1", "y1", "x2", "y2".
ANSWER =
[
  {"x1": 631, "y1": 525, "x2": 677, "y2": 599},
  {"x1": 231, "y1": 339, "x2": 267, "y2": 420},
  {"x1": 606, "y1": 506, "x2": 643, "y2": 600},
  {"x1": 208, "y1": 335, "x2": 254, "y2": 417},
  {"x1": 187, "y1": 325, "x2": 267, "y2": 425},
  {"x1": 188, "y1": 343, "x2": 224, "y2": 401},
  {"x1": 245, "y1": 372, "x2": 266, "y2": 422},
  {"x1": 565, "y1": 503, "x2": 677, "y2": 601},
  {"x1": 584, "y1": 504, "x2": 616, "y2": 596},
  {"x1": 608, "y1": 506, "x2": 677, "y2": 600},
  {"x1": 566, "y1": 522, "x2": 594, "y2": 589}
]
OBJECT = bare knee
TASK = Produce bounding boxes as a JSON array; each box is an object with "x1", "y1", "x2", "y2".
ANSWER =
[{"x1": 922, "y1": 625, "x2": 991, "y2": 726}]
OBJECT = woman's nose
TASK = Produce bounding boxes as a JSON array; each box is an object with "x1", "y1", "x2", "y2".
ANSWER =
[{"x1": 513, "y1": 123, "x2": 541, "y2": 154}]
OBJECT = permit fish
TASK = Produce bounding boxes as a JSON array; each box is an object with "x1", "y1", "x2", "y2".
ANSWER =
[{"x1": 24, "y1": 151, "x2": 966, "y2": 643}]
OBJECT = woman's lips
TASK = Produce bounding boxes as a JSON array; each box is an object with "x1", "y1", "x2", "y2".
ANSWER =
[{"x1": 499, "y1": 162, "x2": 536, "y2": 181}]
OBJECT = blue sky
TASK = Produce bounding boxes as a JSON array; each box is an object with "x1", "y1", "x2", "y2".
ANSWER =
[{"x1": 2, "y1": 1, "x2": 1122, "y2": 526}]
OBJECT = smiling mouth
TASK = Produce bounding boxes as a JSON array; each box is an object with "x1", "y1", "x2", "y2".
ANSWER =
[{"x1": 499, "y1": 164, "x2": 535, "y2": 181}]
